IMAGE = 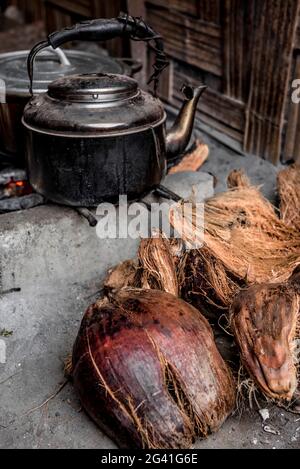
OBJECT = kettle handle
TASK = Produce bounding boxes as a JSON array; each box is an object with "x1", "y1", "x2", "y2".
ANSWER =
[{"x1": 27, "y1": 12, "x2": 168, "y2": 96}]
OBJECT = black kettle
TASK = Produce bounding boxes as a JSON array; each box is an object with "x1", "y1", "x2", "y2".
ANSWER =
[{"x1": 22, "y1": 13, "x2": 206, "y2": 206}]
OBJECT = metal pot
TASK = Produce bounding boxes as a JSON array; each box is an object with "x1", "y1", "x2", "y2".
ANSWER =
[
  {"x1": 22, "y1": 14, "x2": 206, "y2": 207},
  {"x1": 0, "y1": 46, "x2": 140, "y2": 160}
]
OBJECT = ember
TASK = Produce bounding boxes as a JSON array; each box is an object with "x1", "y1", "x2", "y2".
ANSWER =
[
  {"x1": 0, "y1": 165, "x2": 44, "y2": 213},
  {"x1": 4, "y1": 178, "x2": 33, "y2": 198}
]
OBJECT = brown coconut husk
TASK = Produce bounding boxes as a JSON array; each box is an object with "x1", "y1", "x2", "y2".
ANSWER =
[
  {"x1": 137, "y1": 233, "x2": 178, "y2": 296},
  {"x1": 230, "y1": 282, "x2": 300, "y2": 403},
  {"x1": 202, "y1": 186, "x2": 298, "y2": 283},
  {"x1": 104, "y1": 259, "x2": 139, "y2": 293},
  {"x1": 170, "y1": 172, "x2": 300, "y2": 314},
  {"x1": 104, "y1": 233, "x2": 179, "y2": 297},
  {"x1": 168, "y1": 139, "x2": 209, "y2": 174},
  {"x1": 227, "y1": 169, "x2": 251, "y2": 189},
  {"x1": 71, "y1": 288, "x2": 236, "y2": 449},
  {"x1": 178, "y1": 247, "x2": 242, "y2": 319},
  {"x1": 277, "y1": 164, "x2": 300, "y2": 231},
  {"x1": 168, "y1": 238, "x2": 185, "y2": 267},
  {"x1": 289, "y1": 267, "x2": 300, "y2": 293}
]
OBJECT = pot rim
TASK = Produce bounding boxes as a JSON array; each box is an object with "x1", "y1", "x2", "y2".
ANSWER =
[{"x1": 0, "y1": 49, "x2": 130, "y2": 97}]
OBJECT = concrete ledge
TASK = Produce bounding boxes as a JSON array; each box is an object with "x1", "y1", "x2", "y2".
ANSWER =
[{"x1": 0, "y1": 205, "x2": 139, "y2": 292}]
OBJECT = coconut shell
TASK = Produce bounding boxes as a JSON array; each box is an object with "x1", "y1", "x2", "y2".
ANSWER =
[
  {"x1": 230, "y1": 283, "x2": 300, "y2": 401},
  {"x1": 72, "y1": 289, "x2": 236, "y2": 448}
]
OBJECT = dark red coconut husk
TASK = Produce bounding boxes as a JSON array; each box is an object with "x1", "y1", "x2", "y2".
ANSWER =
[
  {"x1": 230, "y1": 283, "x2": 300, "y2": 402},
  {"x1": 71, "y1": 288, "x2": 236, "y2": 449}
]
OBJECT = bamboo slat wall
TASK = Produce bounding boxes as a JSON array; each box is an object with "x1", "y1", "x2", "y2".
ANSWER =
[
  {"x1": 244, "y1": 0, "x2": 299, "y2": 164},
  {"x1": 128, "y1": 0, "x2": 300, "y2": 164},
  {"x1": 8, "y1": 0, "x2": 45, "y2": 22}
]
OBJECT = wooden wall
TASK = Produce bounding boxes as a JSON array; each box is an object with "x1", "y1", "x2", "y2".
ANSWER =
[
  {"x1": 7, "y1": 0, "x2": 129, "y2": 57},
  {"x1": 128, "y1": 0, "x2": 300, "y2": 164},
  {"x1": 8, "y1": 0, "x2": 45, "y2": 22}
]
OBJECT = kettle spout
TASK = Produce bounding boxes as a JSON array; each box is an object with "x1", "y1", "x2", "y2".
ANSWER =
[{"x1": 166, "y1": 83, "x2": 206, "y2": 160}]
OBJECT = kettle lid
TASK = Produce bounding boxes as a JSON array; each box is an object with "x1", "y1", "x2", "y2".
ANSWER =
[
  {"x1": 23, "y1": 71, "x2": 166, "y2": 137},
  {"x1": 48, "y1": 73, "x2": 139, "y2": 103}
]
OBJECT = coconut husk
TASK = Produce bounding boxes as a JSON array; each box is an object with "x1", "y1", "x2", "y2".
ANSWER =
[
  {"x1": 137, "y1": 233, "x2": 178, "y2": 296},
  {"x1": 277, "y1": 164, "x2": 300, "y2": 231},
  {"x1": 178, "y1": 247, "x2": 242, "y2": 319},
  {"x1": 168, "y1": 238, "x2": 185, "y2": 267},
  {"x1": 227, "y1": 169, "x2": 251, "y2": 189},
  {"x1": 230, "y1": 283, "x2": 300, "y2": 402},
  {"x1": 172, "y1": 184, "x2": 300, "y2": 287},
  {"x1": 172, "y1": 171, "x2": 300, "y2": 321},
  {"x1": 71, "y1": 288, "x2": 236, "y2": 449},
  {"x1": 103, "y1": 234, "x2": 179, "y2": 297},
  {"x1": 289, "y1": 267, "x2": 300, "y2": 293},
  {"x1": 104, "y1": 259, "x2": 139, "y2": 293},
  {"x1": 168, "y1": 139, "x2": 209, "y2": 174}
]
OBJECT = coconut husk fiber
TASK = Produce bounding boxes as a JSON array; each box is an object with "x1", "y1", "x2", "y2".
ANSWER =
[
  {"x1": 227, "y1": 169, "x2": 252, "y2": 189},
  {"x1": 168, "y1": 139, "x2": 209, "y2": 174},
  {"x1": 172, "y1": 170, "x2": 300, "y2": 315},
  {"x1": 104, "y1": 259, "x2": 139, "y2": 293},
  {"x1": 230, "y1": 282, "x2": 300, "y2": 402},
  {"x1": 71, "y1": 288, "x2": 236, "y2": 449},
  {"x1": 178, "y1": 247, "x2": 243, "y2": 319},
  {"x1": 137, "y1": 232, "x2": 179, "y2": 296},
  {"x1": 104, "y1": 232, "x2": 179, "y2": 297},
  {"x1": 277, "y1": 164, "x2": 300, "y2": 231}
]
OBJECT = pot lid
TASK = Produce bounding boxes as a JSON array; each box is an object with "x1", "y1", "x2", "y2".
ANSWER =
[
  {"x1": 48, "y1": 73, "x2": 138, "y2": 103},
  {"x1": 0, "y1": 48, "x2": 125, "y2": 96},
  {"x1": 23, "y1": 73, "x2": 166, "y2": 137}
]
